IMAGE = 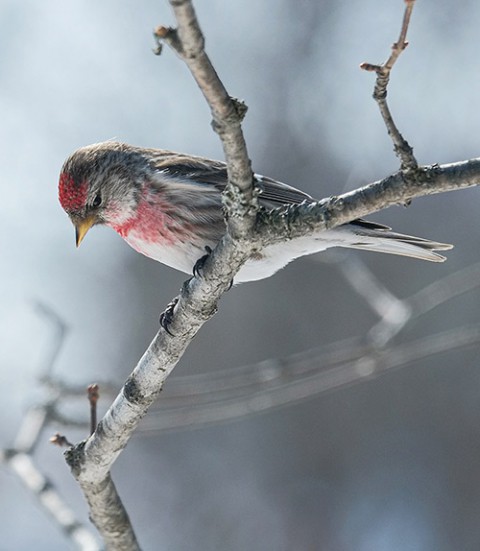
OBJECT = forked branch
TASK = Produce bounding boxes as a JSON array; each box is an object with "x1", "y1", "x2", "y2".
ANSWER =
[
  {"x1": 361, "y1": 0, "x2": 417, "y2": 171},
  {"x1": 63, "y1": 2, "x2": 480, "y2": 549}
]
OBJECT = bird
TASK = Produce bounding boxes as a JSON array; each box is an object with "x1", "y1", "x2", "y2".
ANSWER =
[{"x1": 58, "y1": 141, "x2": 453, "y2": 283}]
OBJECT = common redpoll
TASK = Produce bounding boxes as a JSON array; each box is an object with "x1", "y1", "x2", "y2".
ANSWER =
[{"x1": 58, "y1": 141, "x2": 452, "y2": 283}]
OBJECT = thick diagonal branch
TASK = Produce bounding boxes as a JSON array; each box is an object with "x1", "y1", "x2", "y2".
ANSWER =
[{"x1": 66, "y1": 1, "x2": 258, "y2": 548}]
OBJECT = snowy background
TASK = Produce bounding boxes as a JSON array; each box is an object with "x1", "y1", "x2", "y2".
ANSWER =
[{"x1": 2, "y1": 1, "x2": 480, "y2": 549}]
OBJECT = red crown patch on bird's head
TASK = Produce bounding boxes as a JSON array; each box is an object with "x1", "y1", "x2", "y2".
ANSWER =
[{"x1": 58, "y1": 172, "x2": 89, "y2": 213}]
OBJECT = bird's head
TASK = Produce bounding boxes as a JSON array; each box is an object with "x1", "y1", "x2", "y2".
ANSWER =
[{"x1": 58, "y1": 142, "x2": 146, "y2": 246}]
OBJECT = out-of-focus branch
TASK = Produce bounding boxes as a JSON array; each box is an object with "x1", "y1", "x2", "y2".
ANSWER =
[
  {"x1": 33, "y1": 301, "x2": 68, "y2": 380},
  {"x1": 138, "y1": 323, "x2": 480, "y2": 433},
  {"x1": 333, "y1": 254, "x2": 411, "y2": 323},
  {"x1": 0, "y1": 303, "x2": 100, "y2": 550},
  {"x1": 369, "y1": 259, "x2": 480, "y2": 344},
  {"x1": 33, "y1": 257, "x2": 480, "y2": 435},
  {"x1": 361, "y1": 0, "x2": 417, "y2": 171},
  {"x1": 11, "y1": 258, "x2": 480, "y2": 549},
  {"x1": 141, "y1": 259, "x2": 480, "y2": 431},
  {"x1": 18, "y1": 257, "x2": 480, "y2": 440},
  {"x1": 1, "y1": 450, "x2": 100, "y2": 551}
]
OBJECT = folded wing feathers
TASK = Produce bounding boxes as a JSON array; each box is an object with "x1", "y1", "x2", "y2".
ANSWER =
[{"x1": 151, "y1": 154, "x2": 453, "y2": 263}]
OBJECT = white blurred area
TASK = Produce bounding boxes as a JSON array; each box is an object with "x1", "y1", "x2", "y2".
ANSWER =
[{"x1": 2, "y1": 1, "x2": 480, "y2": 549}]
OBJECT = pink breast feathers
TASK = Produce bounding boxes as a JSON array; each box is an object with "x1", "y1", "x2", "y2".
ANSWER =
[
  {"x1": 111, "y1": 197, "x2": 181, "y2": 246},
  {"x1": 59, "y1": 173, "x2": 88, "y2": 212}
]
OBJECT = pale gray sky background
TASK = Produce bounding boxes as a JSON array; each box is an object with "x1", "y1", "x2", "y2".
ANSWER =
[{"x1": 2, "y1": 1, "x2": 480, "y2": 549}]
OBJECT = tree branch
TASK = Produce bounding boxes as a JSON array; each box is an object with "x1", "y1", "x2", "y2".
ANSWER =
[
  {"x1": 154, "y1": 0, "x2": 258, "y2": 232},
  {"x1": 62, "y1": 1, "x2": 480, "y2": 548},
  {"x1": 361, "y1": 0, "x2": 417, "y2": 171},
  {"x1": 258, "y1": 159, "x2": 480, "y2": 245},
  {"x1": 1, "y1": 450, "x2": 100, "y2": 550},
  {"x1": 65, "y1": 1, "x2": 259, "y2": 547}
]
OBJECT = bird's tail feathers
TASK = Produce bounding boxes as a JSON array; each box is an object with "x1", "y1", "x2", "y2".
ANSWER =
[{"x1": 343, "y1": 228, "x2": 453, "y2": 262}]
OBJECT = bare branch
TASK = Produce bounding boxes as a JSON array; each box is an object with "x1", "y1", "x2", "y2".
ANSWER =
[
  {"x1": 1, "y1": 448, "x2": 99, "y2": 550},
  {"x1": 65, "y1": 2, "x2": 259, "y2": 546},
  {"x1": 70, "y1": 464, "x2": 139, "y2": 551},
  {"x1": 258, "y1": 158, "x2": 480, "y2": 246},
  {"x1": 61, "y1": 1, "x2": 480, "y2": 548},
  {"x1": 361, "y1": 0, "x2": 417, "y2": 171},
  {"x1": 87, "y1": 384, "x2": 99, "y2": 436},
  {"x1": 154, "y1": 0, "x2": 257, "y2": 228},
  {"x1": 65, "y1": 155, "x2": 480, "y2": 546}
]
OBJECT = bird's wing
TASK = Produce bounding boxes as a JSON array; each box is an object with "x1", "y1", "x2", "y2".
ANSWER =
[
  {"x1": 149, "y1": 152, "x2": 398, "y2": 230},
  {"x1": 150, "y1": 153, "x2": 313, "y2": 208},
  {"x1": 148, "y1": 151, "x2": 453, "y2": 261}
]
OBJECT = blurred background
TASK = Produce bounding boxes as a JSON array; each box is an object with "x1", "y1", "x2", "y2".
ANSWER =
[{"x1": 2, "y1": 1, "x2": 480, "y2": 549}]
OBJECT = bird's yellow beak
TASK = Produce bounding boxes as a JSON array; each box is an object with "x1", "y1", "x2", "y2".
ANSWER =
[{"x1": 75, "y1": 216, "x2": 96, "y2": 247}]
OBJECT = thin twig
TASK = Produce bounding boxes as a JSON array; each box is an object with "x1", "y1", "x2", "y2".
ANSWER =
[
  {"x1": 50, "y1": 433, "x2": 74, "y2": 447},
  {"x1": 360, "y1": 0, "x2": 417, "y2": 172},
  {"x1": 87, "y1": 384, "x2": 99, "y2": 436}
]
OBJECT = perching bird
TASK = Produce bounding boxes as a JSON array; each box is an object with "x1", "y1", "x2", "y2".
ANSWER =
[{"x1": 58, "y1": 141, "x2": 452, "y2": 283}]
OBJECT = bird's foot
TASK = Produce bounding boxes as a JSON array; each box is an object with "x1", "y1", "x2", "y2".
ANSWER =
[
  {"x1": 192, "y1": 245, "x2": 234, "y2": 289},
  {"x1": 193, "y1": 246, "x2": 213, "y2": 278},
  {"x1": 159, "y1": 297, "x2": 179, "y2": 336}
]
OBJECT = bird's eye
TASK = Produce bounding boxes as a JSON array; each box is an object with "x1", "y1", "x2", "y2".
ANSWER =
[{"x1": 92, "y1": 194, "x2": 102, "y2": 208}]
